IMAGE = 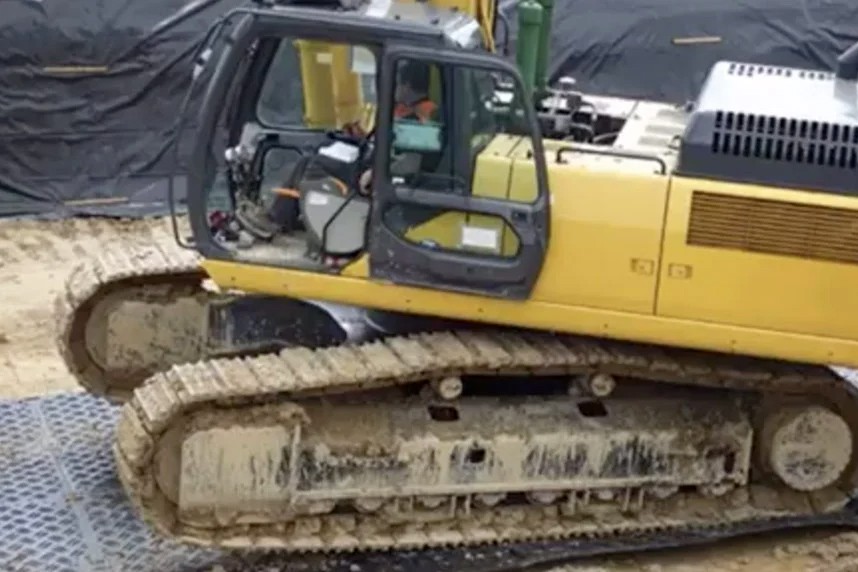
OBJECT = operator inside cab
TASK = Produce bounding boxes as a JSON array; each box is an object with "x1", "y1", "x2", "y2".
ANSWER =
[
  {"x1": 359, "y1": 59, "x2": 441, "y2": 194},
  {"x1": 393, "y1": 60, "x2": 438, "y2": 123}
]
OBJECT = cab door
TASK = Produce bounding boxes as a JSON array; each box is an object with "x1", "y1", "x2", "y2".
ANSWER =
[{"x1": 367, "y1": 45, "x2": 550, "y2": 300}]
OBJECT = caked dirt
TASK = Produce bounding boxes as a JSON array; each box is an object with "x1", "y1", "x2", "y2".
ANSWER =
[{"x1": 1, "y1": 213, "x2": 858, "y2": 571}]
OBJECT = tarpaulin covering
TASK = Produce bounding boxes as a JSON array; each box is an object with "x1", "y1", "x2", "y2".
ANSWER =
[
  {"x1": 0, "y1": 0, "x2": 243, "y2": 218},
  {"x1": 536, "y1": 0, "x2": 858, "y2": 101},
  {"x1": 1, "y1": 0, "x2": 856, "y2": 218}
]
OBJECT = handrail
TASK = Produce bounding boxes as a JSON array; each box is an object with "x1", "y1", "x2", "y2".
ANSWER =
[{"x1": 555, "y1": 144, "x2": 667, "y2": 175}]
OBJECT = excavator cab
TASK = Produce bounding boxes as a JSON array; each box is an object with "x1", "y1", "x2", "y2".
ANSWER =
[{"x1": 187, "y1": 4, "x2": 550, "y2": 299}]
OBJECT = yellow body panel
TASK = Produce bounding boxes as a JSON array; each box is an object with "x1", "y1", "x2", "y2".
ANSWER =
[
  {"x1": 468, "y1": 135, "x2": 523, "y2": 253},
  {"x1": 500, "y1": 141, "x2": 670, "y2": 312},
  {"x1": 340, "y1": 253, "x2": 370, "y2": 277},
  {"x1": 528, "y1": 164, "x2": 669, "y2": 314},
  {"x1": 205, "y1": 132, "x2": 858, "y2": 369},
  {"x1": 471, "y1": 134, "x2": 519, "y2": 198},
  {"x1": 202, "y1": 257, "x2": 858, "y2": 368},
  {"x1": 294, "y1": 40, "x2": 374, "y2": 130},
  {"x1": 404, "y1": 211, "x2": 463, "y2": 250},
  {"x1": 295, "y1": 40, "x2": 336, "y2": 128},
  {"x1": 329, "y1": 44, "x2": 365, "y2": 127},
  {"x1": 657, "y1": 177, "x2": 858, "y2": 341},
  {"x1": 403, "y1": 211, "x2": 521, "y2": 257}
]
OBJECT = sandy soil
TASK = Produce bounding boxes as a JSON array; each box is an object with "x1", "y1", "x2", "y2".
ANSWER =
[
  {"x1": 1, "y1": 213, "x2": 858, "y2": 571},
  {"x1": 0, "y1": 214, "x2": 185, "y2": 399}
]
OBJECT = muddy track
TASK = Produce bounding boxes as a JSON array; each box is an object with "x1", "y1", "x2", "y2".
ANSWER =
[
  {"x1": 0, "y1": 216, "x2": 181, "y2": 267},
  {"x1": 53, "y1": 238, "x2": 211, "y2": 402},
  {"x1": 113, "y1": 326, "x2": 858, "y2": 553}
]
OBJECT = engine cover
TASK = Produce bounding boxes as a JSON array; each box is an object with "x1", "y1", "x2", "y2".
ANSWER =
[{"x1": 676, "y1": 60, "x2": 858, "y2": 195}]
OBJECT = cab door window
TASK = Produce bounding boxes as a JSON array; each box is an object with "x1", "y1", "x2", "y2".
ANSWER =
[
  {"x1": 386, "y1": 59, "x2": 446, "y2": 186},
  {"x1": 380, "y1": 56, "x2": 542, "y2": 259}
]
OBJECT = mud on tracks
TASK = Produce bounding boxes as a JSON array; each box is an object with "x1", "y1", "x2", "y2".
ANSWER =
[{"x1": 0, "y1": 215, "x2": 185, "y2": 267}]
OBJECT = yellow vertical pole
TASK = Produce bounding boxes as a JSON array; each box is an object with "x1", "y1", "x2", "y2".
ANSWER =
[
  {"x1": 416, "y1": 0, "x2": 495, "y2": 51},
  {"x1": 329, "y1": 43, "x2": 364, "y2": 127},
  {"x1": 295, "y1": 39, "x2": 336, "y2": 128}
]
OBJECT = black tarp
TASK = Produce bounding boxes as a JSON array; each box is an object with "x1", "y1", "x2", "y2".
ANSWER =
[
  {"x1": 1, "y1": 0, "x2": 856, "y2": 218},
  {"x1": 538, "y1": 0, "x2": 858, "y2": 101},
  {"x1": 0, "y1": 0, "x2": 244, "y2": 218}
]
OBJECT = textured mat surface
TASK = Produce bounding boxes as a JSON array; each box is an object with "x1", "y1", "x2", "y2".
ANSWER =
[{"x1": 0, "y1": 392, "x2": 226, "y2": 572}]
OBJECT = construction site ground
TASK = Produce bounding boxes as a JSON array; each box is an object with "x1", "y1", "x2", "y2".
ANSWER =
[{"x1": 3, "y1": 215, "x2": 858, "y2": 572}]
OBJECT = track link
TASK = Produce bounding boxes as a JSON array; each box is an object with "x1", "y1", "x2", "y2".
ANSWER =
[
  {"x1": 115, "y1": 329, "x2": 858, "y2": 553},
  {"x1": 53, "y1": 241, "x2": 216, "y2": 402}
]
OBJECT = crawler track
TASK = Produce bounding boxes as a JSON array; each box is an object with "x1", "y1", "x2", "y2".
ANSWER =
[
  {"x1": 115, "y1": 328, "x2": 858, "y2": 553},
  {"x1": 54, "y1": 242, "x2": 225, "y2": 402}
]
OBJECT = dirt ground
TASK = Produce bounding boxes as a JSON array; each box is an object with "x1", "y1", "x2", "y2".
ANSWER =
[
  {"x1": 2, "y1": 213, "x2": 858, "y2": 571},
  {"x1": 0, "y1": 214, "x2": 186, "y2": 399}
]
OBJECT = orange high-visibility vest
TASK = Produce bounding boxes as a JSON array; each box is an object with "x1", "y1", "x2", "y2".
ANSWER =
[{"x1": 394, "y1": 99, "x2": 437, "y2": 123}]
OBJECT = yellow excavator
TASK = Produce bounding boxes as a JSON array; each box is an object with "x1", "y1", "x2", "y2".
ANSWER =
[{"x1": 55, "y1": 0, "x2": 858, "y2": 560}]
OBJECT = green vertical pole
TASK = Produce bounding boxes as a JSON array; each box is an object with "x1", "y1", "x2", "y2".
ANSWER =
[
  {"x1": 534, "y1": 0, "x2": 554, "y2": 96},
  {"x1": 516, "y1": 0, "x2": 543, "y2": 97}
]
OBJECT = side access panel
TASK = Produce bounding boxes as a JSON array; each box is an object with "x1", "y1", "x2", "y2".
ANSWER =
[
  {"x1": 656, "y1": 176, "x2": 858, "y2": 343},
  {"x1": 527, "y1": 144, "x2": 671, "y2": 315}
]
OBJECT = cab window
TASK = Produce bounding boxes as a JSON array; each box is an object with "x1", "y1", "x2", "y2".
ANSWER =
[
  {"x1": 256, "y1": 38, "x2": 378, "y2": 131},
  {"x1": 380, "y1": 55, "x2": 541, "y2": 259},
  {"x1": 383, "y1": 55, "x2": 538, "y2": 200},
  {"x1": 385, "y1": 59, "x2": 446, "y2": 188}
]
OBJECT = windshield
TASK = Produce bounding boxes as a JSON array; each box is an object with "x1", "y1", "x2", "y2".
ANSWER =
[{"x1": 256, "y1": 38, "x2": 378, "y2": 131}]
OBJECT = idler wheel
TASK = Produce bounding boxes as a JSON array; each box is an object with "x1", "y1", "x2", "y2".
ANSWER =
[{"x1": 761, "y1": 405, "x2": 852, "y2": 492}]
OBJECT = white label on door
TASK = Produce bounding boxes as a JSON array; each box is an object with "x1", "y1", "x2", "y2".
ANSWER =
[{"x1": 460, "y1": 225, "x2": 500, "y2": 251}]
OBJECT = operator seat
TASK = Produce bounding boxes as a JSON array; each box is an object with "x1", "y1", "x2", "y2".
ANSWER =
[{"x1": 298, "y1": 174, "x2": 370, "y2": 258}]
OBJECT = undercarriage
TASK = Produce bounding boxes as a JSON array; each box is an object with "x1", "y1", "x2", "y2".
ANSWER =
[
  {"x1": 116, "y1": 325, "x2": 858, "y2": 552},
  {"x1": 55, "y1": 241, "x2": 858, "y2": 556}
]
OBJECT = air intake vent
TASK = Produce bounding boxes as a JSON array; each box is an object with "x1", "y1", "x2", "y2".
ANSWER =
[
  {"x1": 677, "y1": 60, "x2": 858, "y2": 195},
  {"x1": 726, "y1": 62, "x2": 833, "y2": 81},
  {"x1": 687, "y1": 191, "x2": 858, "y2": 264},
  {"x1": 710, "y1": 111, "x2": 858, "y2": 169}
]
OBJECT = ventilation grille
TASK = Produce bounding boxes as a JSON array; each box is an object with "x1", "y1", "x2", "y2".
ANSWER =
[
  {"x1": 710, "y1": 110, "x2": 858, "y2": 169},
  {"x1": 687, "y1": 191, "x2": 858, "y2": 264},
  {"x1": 726, "y1": 62, "x2": 833, "y2": 81}
]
